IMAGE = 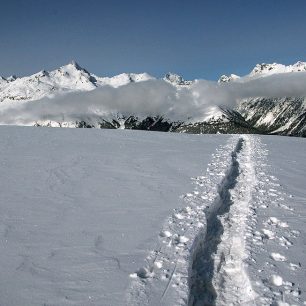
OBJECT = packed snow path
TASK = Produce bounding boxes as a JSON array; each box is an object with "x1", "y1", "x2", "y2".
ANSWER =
[
  {"x1": 127, "y1": 135, "x2": 257, "y2": 305},
  {"x1": 128, "y1": 135, "x2": 305, "y2": 306},
  {"x1": 189, "y1": 136, "x2": 256, "y2": 305}
]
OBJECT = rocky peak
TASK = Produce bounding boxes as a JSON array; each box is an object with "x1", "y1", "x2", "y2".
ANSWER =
[
  {"x1": 163, "y1": 73, "x2": 193, "y2": 86},
  {"x1": 218, "y1": 74, "x2": 240, "y2": 83},
  {"x1": 6, "y1": 75, "x2": 18, "y2": 82},
  {"x1": 292, "y1": 61, "x2": 306, "y2": 71},
  {"x1": 164, "y1": 73, "x2": 184, "y2": 84},
  {"x1": 249, "y1": 61, "x2": 306, "y2": 77}
]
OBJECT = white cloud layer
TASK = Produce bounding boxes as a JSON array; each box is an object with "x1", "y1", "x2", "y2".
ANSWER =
[{"x1": 1, "y1": 72, "x2": 306, "y2": 124}]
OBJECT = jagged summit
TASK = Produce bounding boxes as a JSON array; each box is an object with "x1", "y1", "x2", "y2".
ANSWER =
[
  {"x1": 218, "y1": 60, "x2": 306, "y2": 83},
  {"x1": 164, "y1": 72, "x2": 184, "y2": 85},
  {"x1": 58, "y1": 61, "x2": 92, "y2": 75},
  {"x1": 249, "y1": 61, "x2": 306, "y2": 77},
  {"x1": 218, "y1": 74, "x2": 240, "y2": 83},
  {"x1": 6, "y1": 75, "x2": 18, "y2": 82},
  {"x1": 64, "y1": 60, "x2": 92, "y2": 75},
  {"x1": 31, "y1": 70, "x2": 49, "y2": 78},
  {"x1": 293, "y1": 61, "x2": 306, "y2": 70},
  {"x1": 0, "y1": 62, "x2": 156, "y2": 103},
  {"x1": 69, "y1": 60, "x2": 81, "y2": 69},
  {"x1": 163, "y1": 72, "x2": 193, "y2": 86}
]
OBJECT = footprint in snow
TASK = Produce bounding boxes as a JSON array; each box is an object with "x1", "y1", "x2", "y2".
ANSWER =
[
  {"x1": 160, "y1": 230, "x2": 172, "y2": 238},
  {"x1": 130, "y1": 267, "x2": 154, "y2": 279},
  {"x1": 174, "y1": 213, "x2": 185, "y2": 220},
  {"x1": 268, "y1": 217, "x2": 289, "y2": 228},
  {"x1": 270, "y1": 252, "x2": 286, "y2": 262},
  {"x1": 269, "y1": 193, "x2": 279, "y2": 197},
  {"x1": 290, "y1": 229, "x2": 300, "y2": 237},
  {"x1": 262, "y1": 228, "x2": 275, "y2": 240},
  {"x1": 278, "y1": 203, "x2": 293, "y2": 211},
  {"x1": 279, "y1": 236, "x2": 292, "y2": 247},
  {"x1": 269, "y1": 274, "x2": 283, "y2": 286},
  {"x1": 289, "y1": 262, "x2": 301, "y2": 271},
  {"x1": 173, "y1": 234, "x2": 189, "y2": 245},
  {"x1": 154, "y1": 261, "x2": 163, "y2": 269},
  {"x1": 252, "y1": 231, "x2": 264, "y2": 245}
]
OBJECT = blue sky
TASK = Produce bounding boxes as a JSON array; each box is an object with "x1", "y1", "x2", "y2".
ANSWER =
[{"x1": 0, "y1": 0, "x2": 306, "y2": 80}]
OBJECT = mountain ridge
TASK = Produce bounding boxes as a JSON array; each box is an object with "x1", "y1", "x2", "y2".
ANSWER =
[{"x1": 0, "y1": 61, "x2": 305, "y2": 136}]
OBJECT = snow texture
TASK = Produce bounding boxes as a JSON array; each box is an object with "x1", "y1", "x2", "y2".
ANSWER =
[
  {"x1": 0, "y1": 127, "x2": 305, "y2": 306},
  {"x1": 0, "y1": 127, "x2": 225, "y2": 306}
]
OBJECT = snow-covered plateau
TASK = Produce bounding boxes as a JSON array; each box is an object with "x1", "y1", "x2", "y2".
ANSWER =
[
  {"x1": 0, "y1": 126, "x2": 305, "y2": 306},
  {"x1": 1, "y1": 60, "x2": 306, "y2": 136}
]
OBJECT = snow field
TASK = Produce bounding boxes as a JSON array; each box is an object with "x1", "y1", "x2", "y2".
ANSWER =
[
  {"x1": 245, "y1": 136, "x2": 305, "y2": 305},
  {"x1": 0, "y1": 127, "x2": 305, "y2": 306},
  {"x1": 0, "y1": 127, "x2": 228, "y2": 306}
]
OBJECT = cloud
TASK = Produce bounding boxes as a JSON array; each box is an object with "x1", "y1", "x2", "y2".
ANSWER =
[
  {"x1": 0, "y1": 72, "x2": 306, "y2": 125},
  {"x1": 225, "y1": 72, "x2": 306, "y2": 99}
]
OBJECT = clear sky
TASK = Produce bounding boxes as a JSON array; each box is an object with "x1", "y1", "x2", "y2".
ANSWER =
[{"x1": 1, "y1": 0, "x2": 306, "y2": 80}]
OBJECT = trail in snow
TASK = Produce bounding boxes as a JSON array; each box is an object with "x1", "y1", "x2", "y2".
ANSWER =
[
  {"x1": 127, "y1": 134, "x2": 305, "y2": 306},
  {"x1": 188, "y1": 136, "x2": 257, "y2": 306},
  {"x1": 127, "y1": 135, "x2": 261, "y2": 305},
  {"x1": 1, "y1": 127, "x2": 304, "y2": 306}
]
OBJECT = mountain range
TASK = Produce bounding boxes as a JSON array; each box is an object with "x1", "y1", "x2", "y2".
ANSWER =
[{"x1": 0, "y1": 60, "x2": 305, "y2": 136}]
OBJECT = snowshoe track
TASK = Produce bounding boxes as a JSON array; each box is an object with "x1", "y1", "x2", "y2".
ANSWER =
[{"x1": 127, "y1": 135, "x2": 262, "y2": 305}]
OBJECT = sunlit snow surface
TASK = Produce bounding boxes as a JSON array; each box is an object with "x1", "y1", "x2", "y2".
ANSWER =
[{"x1": 0, "y1": 127, "x2": 305, "y2": 306}]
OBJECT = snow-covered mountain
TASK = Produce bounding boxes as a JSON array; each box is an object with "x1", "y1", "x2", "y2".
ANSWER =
[
  {"x1": 0, "y1": 61, "x2": 95, "y2": 102},
  {"x1": 237, "y1": 97, "x2": 306, "y2": 136},
  {"x1": 1, "y1": 60, "x2": 306, "y2": 136},
  {"x1": 249, "y1": 61, "x2": 306, "y2": 77},
  {"x1": 218, "y1": 61, "x2": 306, "y2": 82},
  {"x1": 0, "y1": 61, "x2": 255, "y2": 133},
  {"x1": 0, "y1": 61, "x2": 155, "y2": 103},
  {"x1": 94, "y1": 72, "x2": 154, "y2": 88},
  {"x1": 163, "y1": 72, "x2": 194, "y2": 87},
  {"x1": 218, "y1": 61, "x2": 306, "y2": 136},
  {"x1": 218, "y1": 74, "x2": 240, "y2": 83}
]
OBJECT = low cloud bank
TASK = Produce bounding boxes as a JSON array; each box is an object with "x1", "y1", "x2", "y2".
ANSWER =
[{"x1": 1, "y1": 72, "x2": 306, "y2": 124}]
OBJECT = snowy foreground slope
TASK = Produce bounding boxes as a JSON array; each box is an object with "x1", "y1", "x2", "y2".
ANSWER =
[{"x1": 0, "y1": 127, "x2": 305, "y2": 306}]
